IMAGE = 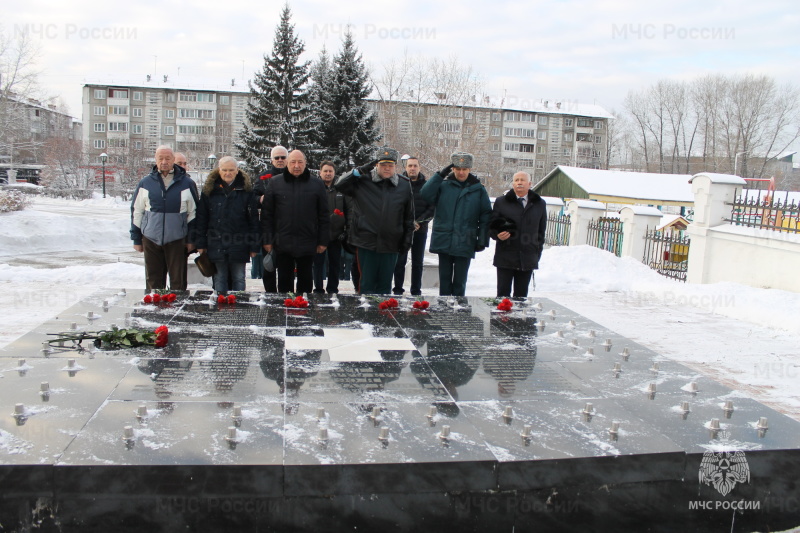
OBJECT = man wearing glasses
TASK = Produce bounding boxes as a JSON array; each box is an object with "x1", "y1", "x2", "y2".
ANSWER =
[{"x1": 252, "y1": 145, "x2": 289, "y2": 292}]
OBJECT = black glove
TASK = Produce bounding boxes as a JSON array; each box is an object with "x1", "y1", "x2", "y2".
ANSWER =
[
  {"x1": 439, "y1": 164, "x2": 454, "y2": 177},
  {"x1": 475, "y1": 245, "x2": 486, "y2": 252},
  {"x1": 358, "y1": 159, "x2": 378, "y2": 175}
]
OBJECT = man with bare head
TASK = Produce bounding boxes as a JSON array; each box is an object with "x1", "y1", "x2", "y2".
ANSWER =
[
  {"x1": 130, "y1": 145, "x2": 199, "y2": 291},
  {"x1": 174, "y1": 152, "x2": 189, "y2": 171},
  {"x1": 262, "y1": 149, "x2": 329, "y2": 294},
  {"x1": 252, "y1": 145, "x2": 290, "y2": 292}
]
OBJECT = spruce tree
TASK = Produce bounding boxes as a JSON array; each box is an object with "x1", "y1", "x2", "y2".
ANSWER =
[
  {"x1": 236, "y1": 4, "x2": 314, "y2": 173},
  {"x1": 318, "y1": 29, "x2": 381, "y2": 170},
  {"x1": 305, "y1": 46, "x2": 332, "y2": 168}
]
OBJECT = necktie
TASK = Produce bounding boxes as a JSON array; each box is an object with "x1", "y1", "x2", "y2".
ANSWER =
[{"x1": 518, "y1": 197, "x2": 526, "y2": 208}]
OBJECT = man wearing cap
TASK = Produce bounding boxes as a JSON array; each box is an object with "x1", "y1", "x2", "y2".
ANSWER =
[
  {"x1": 334, "y1": 147, "x2": 415, "y2": 295},
  {"x1": 489, "y1": 171, "x2": 547, "y2": 298},
  {"x1": 421, "y1": 152, "x2": 492, "y2": 296}
]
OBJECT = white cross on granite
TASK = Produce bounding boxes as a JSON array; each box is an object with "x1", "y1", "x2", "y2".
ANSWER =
[{"x1": 284, "y1": 327, "x2": 416, "y2": 362}]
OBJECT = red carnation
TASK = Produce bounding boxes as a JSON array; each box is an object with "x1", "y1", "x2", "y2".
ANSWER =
[
  {"x1": 387, "y1": 298, "x2": 398, "y2": 308},
  {"x1": 379, "y1": 301, "x2": 388, "y2": 310},
  {"x1": 260, "y1": 173, "x2": 273, "y2": 180},
  {"x1": 284, "y1": 298, "x2": 295, "y2": 307},
  {"x1": 154, "y1": 325, "x2": 169, "y2": 347},
  {"x1": 420, "y1": 301, "x2": 430, "y2": 309},
  {"x1": 497, "y1": 298, "x2": 513, "y2": 311},
  {"x1": 166, "y1": 293, "x2": 177, "y2": 302},
  {"x1": 227, "y1": 294, "x2": 237, "y2": 304},
  {"x1": 152, "y1": 294, "x2": 161, "y2": 303},
  {"x1": 143, "y1": 294, "x2": 153, "y2": 304},
  {"x1": 217, "y1": 294, "x2": 226, "y2": 304},
  {"x1": 333, "y1": 209, "x2": 344, "y2": 216}
]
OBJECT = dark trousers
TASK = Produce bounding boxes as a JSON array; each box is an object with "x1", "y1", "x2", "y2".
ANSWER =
[
  {"x1": 393, "y1": 227, "x2": 428, "y2": 295},
  {"x1": 142, "y1": 236, "x2": 187, "y2": 291},
  {"x1": 262, "y1": 268, "x2": 277, "y2": 292},
  {"x1": 313, "y1": 241, "x2": 342, "y2": 293},
  {"x1": 437, "y1": 253, "x2": 472, "y2": 296},
  {"x1": 496, "y1": 268, "x2": 534, "y2": 298},
  {"x1": 357, "y1": 247, "x2": 398, "y2": 295},
  {"x1": 276, "y1": 252, "x2": 314, "y2": 295}
]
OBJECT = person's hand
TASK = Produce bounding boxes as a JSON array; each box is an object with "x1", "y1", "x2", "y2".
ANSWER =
[
  {"x1": 316, "y1": 245, "x2": 327, "y2": 254},
  {"x1": 358, "y1": 159, "x2": 378, "y2": 175},
  {"x1": 250, "y1": 252, "x2": 258, "y2": 257},
  {"x1": 133, "y1": 244, "x2": 143, "y2": 252},
  {"x1": 497, "y1": 231, "x2": 511, "y2": 241},
  {"x1": 198, "y1": 248, "x2": 207, "y2": 254},
  {"x1": 475, "y1": 245, "x2": 486, "y2": 252},
  {"x1": 263, "y1": 244, "x2": 272, "y2": 253},
  {"x1": 414, "y1": 222, "x2": 420, "y2": 231},
  {"x1": 186, "y1": 244, "x2": 196, "y2": 253},
  {"x1": 438, "y1": 164, "x2": 453, "y2": 176}
]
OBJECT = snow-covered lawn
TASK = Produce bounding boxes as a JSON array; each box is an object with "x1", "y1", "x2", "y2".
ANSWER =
[{"x1": 1, "y1": 194, "x2": 799, "y2": 419}]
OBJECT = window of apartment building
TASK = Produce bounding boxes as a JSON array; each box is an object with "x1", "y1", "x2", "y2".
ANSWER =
[
  {"x1": 538, "y1": 115, "x2": 548, "y2": 126},
  {"x1": 576, "y1": 133, "x2": 592, "y2": 142},
  {"x1": 93, "y1": 106, "x2": 106, "y2": 116},
  {"x1": 179, "y1": 92, "x2": 197, "y2": 102},
  {"x1": 218, "y1": 144, "x2": 228, "y2": 154},
  {"x1": 93, "y1": 123, "x2": 105, "y2": 132},
  {"x1": 443, "y1": 123, "x2": 461, "y2": 133},
  {"x1": 147, "y1": 92, "x2": 159, "y2": 105},
  {"x1": 491, "y1": 143, "x2": 500, "y2": 151},
  {"x1": 595, "y1": 135, "x2": 602, "y2": 144},
  {"x1": 218, "y1": 111, "x2": 230, "y2": 121},
  {"x1": 592, "y1": 149, "x2": 602, "y2": 158},
  {"x1": 538, "y1": 131, "x2": 547, "y2": 140},
  {"x1": 132, "y1": 124, "x2": 143, "y2": 134},
  {"x1": 108, "y1": 89, "x2": 128, "y2": 99},
  {"x1": 108, "y1": 139, "x2": 127, "y2": 148},
  {"x1": 491, "y1": 113, "x2": 501, "y2": 122},
  {"x1": 537, "y1": 145, "x2": 545, "y2": 154},
  {"x1": 448, "y1": 107, "x2": 462, "y2": 118},
  {"x1": 198, "y1": 93, "x2": 215, "y2": 103},
  {"x1": 563, "y1": 148, "x2": 571, "y2": 157},
  {"x1": 550, "y1": 131, "x2": 560, "y2": 143},
  {"x1": 132, "y1": 108, "x2": 142, "y2": 117},
  {"x1": 464, "y1": 110, "x2": 473, "y2": 120},
  {"x1": 551, "y1": 117, "x2": 561, "y2": 128},
  {"x1": 577, "y1": 118, "x2": 592, "y2": 127},
  {"x1": 520, "y1": 159, "x2": 535, "y2": 168},
  {"x1": 504, "y1": 157, "x2": 518, "y2": 165},
  {"x1": 594, "y1": 120, "x2": 604, "y2": 129},
  {"x1": 147, "y1": 125, "x2": 159, "y2": 137},
  {"x1": 134, "y1": 141, "x2": 143, "y2": 149},
  {"x1": 414, "y1": 106, "x2": 425, "y2": 116},
  {"x1": 490, "y1": 127, "x2": 501, "y2": 136},
  {"x1": 148, "y1": 109, "x2": 158, "y2": 120},
  {"x1": 535, "y1": 160, "x2": 544, "y2": 169},
  {"x1": 564, "y1": 118, "x2": 573, "y2": 127},
  {"x1": 164, "y1": 109, "x2": 175, "y2": 119},
  {"x1": 219, "y1": 95, "x2": 230, "y2": 105},
  {"x1": 504, "y1": 143, "x2": 520, "y2": 152},
  {"x1": 108, "y1": 122, "x2": 128, "y2": 132},
  {"x1": 93, "y1": 139, "x2": 106, "y2": 149},
  {"x1": 178, "y1": 125, "x2": 215, "y2": 135},
  {"x1": 505, "y1": 111, "x2": 521, "y2": 121},
  {"x1": 520, "y1": 144, "x2": 535, "y2": 153},
  {"x1": 108, "y1": 106, "x2": 128, "y2": 115},
  {"x1": 164, "y1": 126, "x2": 174, "y2": 136},
  {"x1": 93, "y1": 89, "x2": 106, "y2": 99},
  {"x1": 521, "y1": 113, "x2": 533, "y2": 122},
  {"x1": 165, "y1": 93, "x2": 176, "y2": 102},
  {"x1": 133, "y1": 91, "x2": 143, "y2": 101},
  {"x1": 563, "y1": 132, "x2": 573, "y2": 142}
]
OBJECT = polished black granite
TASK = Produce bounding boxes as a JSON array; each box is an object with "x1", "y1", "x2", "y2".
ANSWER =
[{"x1": 1, "y1": 290, "x2": 799, "y2": 532}]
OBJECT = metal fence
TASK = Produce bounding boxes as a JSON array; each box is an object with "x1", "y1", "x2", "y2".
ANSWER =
[
  {"x1": 643, "y1": 229, "x2": 690, "y2": 282},
  {"x1": 586, "y1": 217, "x2": 623, "y2": 256},
  {"x1": 545, "y1": 213, "x2": 571, "y2": 246},
  {"x1": 726, "y1": 189, "x2": 800, "y2": 234}
]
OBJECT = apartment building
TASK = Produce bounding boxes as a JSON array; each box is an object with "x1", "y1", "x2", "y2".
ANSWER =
[{"x1": 82, "y1": 82, "x2": 250, "y2": 169}]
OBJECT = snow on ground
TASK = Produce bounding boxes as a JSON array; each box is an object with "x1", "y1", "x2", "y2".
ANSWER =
[{"x1": 1, "y1": 195, "x2": 799, "y2": 420}]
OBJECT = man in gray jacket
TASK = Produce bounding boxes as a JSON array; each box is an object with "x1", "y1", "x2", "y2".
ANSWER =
[{"x1": 335, "y1": 147, "x2": 414, "y2": 295}]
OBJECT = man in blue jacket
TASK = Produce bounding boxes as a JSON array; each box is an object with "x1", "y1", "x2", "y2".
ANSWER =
[
  {"x1": 421, "y1": 152, "x2": 492, "y2": 296},
  {"x1": 131, "y1": 145, "x2": 199, "y2": 291}
]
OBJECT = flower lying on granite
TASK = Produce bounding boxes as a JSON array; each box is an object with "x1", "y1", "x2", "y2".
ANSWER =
[
  {"x1": 497, "y1": 298, "x2": 513, "y2": 311},
  {"x1": 143, "y1": 292, "x2": 176, "y2": 304},
  {"x1": 412, "y1": 299, "x2": 430, "y2": 310},
  {"x1": 48, "y1": 325, "x2": 169, "y2": 350},
  {"x1": 378, "y1": 298, "x2": 399, "y2": 310},
  {"x1": 217, "y1": 294, "x2": 237, "y2": 304},
  {"x1": 284, "y1": 295, "x2": 309, "y2": 308}
]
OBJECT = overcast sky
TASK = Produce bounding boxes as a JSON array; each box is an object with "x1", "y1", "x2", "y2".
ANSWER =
[{"x1": 6, "y1": 0, "x2": 800, "y2": 125}]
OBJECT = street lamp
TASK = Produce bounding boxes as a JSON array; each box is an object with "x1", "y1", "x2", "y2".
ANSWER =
[
  {"x1": 734, "y1": 151, "x2": 748, "y2": 177},
  {"x1": 99, "y1": 152, "x2": 108, "y2": 198},
  {"x1": 207, "y1": 154, "x2": 217, "y2": 169}
]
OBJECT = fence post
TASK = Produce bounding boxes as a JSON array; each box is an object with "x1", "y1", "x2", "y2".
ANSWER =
[
  {"x1": 567, "y1": 199, "x2": 607, "y2": 247},
  {"x1": 686, "y1": 173, "x2": 746, "y2": 283},
  {"x1": 618, "y1": 206, "x2": 664, "y2": 262}
]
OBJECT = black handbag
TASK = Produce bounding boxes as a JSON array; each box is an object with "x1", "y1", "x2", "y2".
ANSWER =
[{"x1": 194, "y1": 253, "x2": 217, "y2": 277}]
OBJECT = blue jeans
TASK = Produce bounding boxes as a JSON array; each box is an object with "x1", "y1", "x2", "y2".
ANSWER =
[
  {"x1": 437, "y1": 253, "x2": 471, "y2": 296},
  {"x1": 213, "y1": 262, "x2": 246, "y2": 293}
]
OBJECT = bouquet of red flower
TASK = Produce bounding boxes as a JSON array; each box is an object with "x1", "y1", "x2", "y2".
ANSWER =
[
  {"x1": 143, "y1": 292, "x2": 177, "y2": 304},
  {"x1": 217, "y1": 294, "x2": 237, "y2": 304},
  {"x1": 412, "y1": 299, "x2": 430, "y2": 310},
  {"x1": 47, "y1": 325, "x2": 170, "y2": 351},
  {"x1": 497, "y1": 298, "x2": 513, "y2": 311},
  {"x1": 378, "y1": 298, "x2": 399, "y2": 310},
  {"x1": 333, "y1": 209, "x2": 344, "y2": 216},
  {"x1": 284, "y1": 295, "x2": 309, "y2": 308}
]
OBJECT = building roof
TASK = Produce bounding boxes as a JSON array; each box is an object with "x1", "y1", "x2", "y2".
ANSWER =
[
  {"x1": 83, "y1": 78, "x2": 251, "y2": 95},
  {"x1": 536, "y1": 166, "x2": 694, "y2": 203}
]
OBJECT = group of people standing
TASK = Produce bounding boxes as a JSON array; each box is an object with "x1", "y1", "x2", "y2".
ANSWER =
[{"x1": 129, "y1": 144, "x2": 547, "y2": 299}]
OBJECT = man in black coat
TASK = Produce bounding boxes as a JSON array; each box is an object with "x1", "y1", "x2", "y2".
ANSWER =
[
  {"x1": 489, "y1": 171, "x2": 547, "y2": 298},
  {"x1": 312, "y1": 160, "x2": 346, "y2": 294},
  {"x1": 262, "y1": 150, "x2": 330, "y2": 294},
  {"x1": 392, "y1": 156, "x2": 435, "y2": 296},
  {"x1": 252, "y1": 145, "x2": 289, "y2": 292}
]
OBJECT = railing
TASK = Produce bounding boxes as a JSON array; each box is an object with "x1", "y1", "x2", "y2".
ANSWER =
[
  {"x1": 586, "y1": 217, "x2": 623, "y2": 256},
  {"x1": 726, "y1": 189, "x2": 800, "y2": 234},
  {"x1": 545, "y1": 213, "x2": 570, "y2": 246},
  {"x1": 643, "y1": 228, "x2": 690, "y2": 282}
]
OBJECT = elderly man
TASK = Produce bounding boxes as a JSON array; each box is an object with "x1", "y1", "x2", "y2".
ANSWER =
[
  {"x1": 421, "y1": 152, "x2": 492, "y2": 296},
  {"x1": 489, "y1": 171, "x2": 547, "y2": 298},
  {"x1": 174, "y1": 152, "x2": 189, "y2": 171},
  {"x1": 252, "y1": 145, "x2": 289, "y2": 291},
  {"x1": 262, "y1": 150, "x2": 329, "y2": 294},
  {"x1": 335, "y1": 147, "x2": 415, "y2": 295},
  {"x1": 131, "y1": 145, "x2": 199, "y2": 291}
]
